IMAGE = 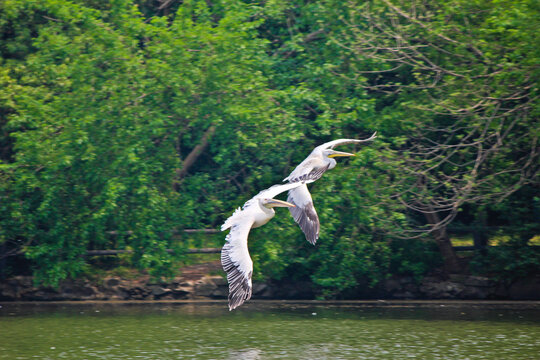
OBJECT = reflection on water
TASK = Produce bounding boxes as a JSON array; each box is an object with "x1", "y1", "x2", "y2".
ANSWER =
[
  {"x1": 0, "y1": 301, "x2": 539, "y2": 359},
  {"x1": 228, "y1": 348, "x2": 262, "y2": 360}
]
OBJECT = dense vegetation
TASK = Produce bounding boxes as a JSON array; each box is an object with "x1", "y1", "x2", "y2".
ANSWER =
[{"x1": 1, "y1": 0, "x2": 538, "y2": 296}]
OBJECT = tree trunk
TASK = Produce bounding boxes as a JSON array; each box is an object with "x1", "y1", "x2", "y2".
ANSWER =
[
  {"x1": 423, "y1": 208, "x2": 462, "y2": 274},
  {"x1": 175, "y1": 125, "x2": 216, "y2": 180},
  {"x1": 473, "y1": 208, "x2": 489, "y2": 254}
]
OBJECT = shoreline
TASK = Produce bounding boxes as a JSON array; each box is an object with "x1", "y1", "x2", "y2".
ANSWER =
[{"x1": 2, "y1": 299, "x2": 540, "y2": 308}]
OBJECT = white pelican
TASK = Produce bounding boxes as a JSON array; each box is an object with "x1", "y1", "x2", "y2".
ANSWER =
[
  {"x1": 284, "y1": 132, "x2": 377, "y2": 244},
  {"x1": 221, "y1": 182, "x2": 303, "y2": 310}
]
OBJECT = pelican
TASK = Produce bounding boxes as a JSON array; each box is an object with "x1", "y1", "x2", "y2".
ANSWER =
[
  {"x1": 284, "y1": 132, "x2": 377, "y2": 244},
  {"x1": 221, "y1": 182, "x2": 303, "y2": 310}
]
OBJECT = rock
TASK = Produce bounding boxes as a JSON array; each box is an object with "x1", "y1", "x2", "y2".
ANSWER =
[
  {"x1": 393, "y1": 291, "x2": 416, "y2": 299},
  {"x1": 11, "y1": 276, "x2": 33, "y2": 288},
  {"x1": 211, "y1": 276, "x2": 227, "y2": 287},
  {"x1": 448, "y1": 274, "x2": 467, "y2": 283},
  {"x1": 270, "y1": 281, "x2": 314, "y2": 299},
  {"x1": 420, "y1": 280, "x2": 465, "y2": 299},
  {"x1": 24, "y1": 288, "x2": 63, "y2": 301},
  {"x1": 464, "y1": 275, "x2": 493, "y2": 287},
  {"x1": 172, "y1": 287, "x2": 191, "y2": 299},
  {"x1": 149, "y1": 285, "x2": 170, "y2": 297},
  {"x1": 194, "y1": 277, "x2": 219, "y2": 297},
  {"x1": 493, "y1": 283, "x2": 509, "y2": 298},
  {"x1": 399, "y1": 277, "x2": 415, "y2": 285},
  {"x1": 209, "y1": 277, "x2": 229, "y2": 299},
  {"x1": 210, "y1": 287, "x2": 228, "y2": 298},
  {"x1": 3, "y1": 264, "x2": 538, "y2": 301},
  {"x1": 459, "y1": 275, "x2": 496, "y2": 299},
  {"x1": 60, "y1": 282, "x2": 97, "y2": 300},
  {"x1": 421, "y1": 276, "x2": 441, "y2": 284},
  {"x1": 403, "y1": 283, "x2": 419, "y2": 293},
  {"x1": 0, "y1": 283, "x2": 17, "y2": 300},
  {"x1": 103, "y1": 277, "x2": 122, "y2": 288},
  {"x1": 99, "y1": 278, "x2": 132, "y2": 299},
  {"x1": 508, "y1": 277, "x2": 540, "y2": 300},
  {"x1": 384, "y1": 279, "x2": 401, "y2": 293},
  {"x1": 252, "y1": 282, "x2": 268, "y2": 296},
  {"x1": 381, "y1": 276, "x2": 423, "y2": 299},
  {"x1": 461, "y1": 286, "x2": 490, "y2": 299}
]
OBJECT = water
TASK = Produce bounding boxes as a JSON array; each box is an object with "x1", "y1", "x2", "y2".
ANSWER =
[{"x1": 1, "y1": 301, "x2": 539, "y2": 359}]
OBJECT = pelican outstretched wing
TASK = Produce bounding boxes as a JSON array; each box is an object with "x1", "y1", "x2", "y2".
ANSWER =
[
  {"x1": 287, "y1": 184, "x2": 319, "y2": 245},
  {"x1": 283, "y1": 159, "x2": 330, "y2": 183},
  {"x1": 243, "y1": 182, "x2": 304, "y2": 208},
  {"x1": 221, "y1": 220, "x2": 254, "y2": 311},
  {"x1": 315, "y1": 132, "x2": 377, "y2": 151}
]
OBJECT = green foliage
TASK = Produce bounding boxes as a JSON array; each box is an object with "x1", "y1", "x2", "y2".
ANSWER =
[
  {"x1": 388, "y1": 238, "x2": 443, "y2": 281},
  {"x1": 0, "y1": 0, "x2": 285, "y2": 285},
  {"x1": 470, "y1": 236, "x2": 540, "y2": 281},
  {"x1": 0, "y1": 0, "x2": 537, "y2": 295},
  {"x1": 469, "y1": 189, "x2": 540, "y2": 281}
]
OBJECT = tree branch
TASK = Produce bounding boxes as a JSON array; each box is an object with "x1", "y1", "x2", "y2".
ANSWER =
[{"x1": 175, "y1": 125, "x2": 217, "y2": 180}]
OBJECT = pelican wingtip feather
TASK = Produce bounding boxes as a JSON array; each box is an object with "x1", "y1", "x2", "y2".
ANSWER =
[{"x1": 221, "y1": 239, "x2": 253, "y2": 311}]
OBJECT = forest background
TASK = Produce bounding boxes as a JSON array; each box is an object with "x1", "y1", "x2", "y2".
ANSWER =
[{"x1": 0, "y1": 0, "x2": 538, "y2": 298}]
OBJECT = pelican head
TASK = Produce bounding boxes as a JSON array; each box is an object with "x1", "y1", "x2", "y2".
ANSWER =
[
  {"x1": 323, "y1": 149, "x2": 355, "y2": 158},
  {"x1": 261, "y1": 198, "x2": 296, "y2": 208}
]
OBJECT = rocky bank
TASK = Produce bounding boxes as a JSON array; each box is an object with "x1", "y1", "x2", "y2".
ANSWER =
[{"x1": 1, "y1": 262, "x2": 538, "y2": 301}]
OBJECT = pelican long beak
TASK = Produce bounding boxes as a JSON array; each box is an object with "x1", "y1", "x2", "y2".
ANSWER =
[
  {"x1": 267, "y1": 199, "x2": 296, "y2": 208},
  {"x1": 328, "y1": 150, "x2": 355, "y2": 158}
]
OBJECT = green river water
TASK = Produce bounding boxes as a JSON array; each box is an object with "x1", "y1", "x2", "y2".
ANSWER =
[{"x1": 1, "y1": 301, "x2": 539, "y2": 359}]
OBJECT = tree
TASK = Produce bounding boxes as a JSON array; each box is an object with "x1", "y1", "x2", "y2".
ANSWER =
[
  {"x1": 243, "y1": 0, "x2": 439, "y2": 295},
  {"x1": 315, "y1": 0, "x2": 539, "y2": 272},
  {"x1": 1, "y1": 0, "x2": 537, "y2": 295},
  {"x1": 0, "y1": 0, "x2": 298, "y2": 285}
]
